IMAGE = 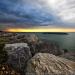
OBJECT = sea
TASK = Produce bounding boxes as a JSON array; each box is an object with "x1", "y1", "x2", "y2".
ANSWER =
[{"x1": 36, "y1": 33, "x2": 75, "y2": 51}]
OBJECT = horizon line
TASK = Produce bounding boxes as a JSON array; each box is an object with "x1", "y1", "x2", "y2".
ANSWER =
[{"x1": 3, "y1": 28, "x2": 75, "y2": 32}]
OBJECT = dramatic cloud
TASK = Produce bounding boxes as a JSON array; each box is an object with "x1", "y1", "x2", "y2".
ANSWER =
[
  {"x1": 0, "y1": 0, "x2": 75, "y2": 28},
  {"x1": 51, "y1": 0, "x2": 75, "y2": 24}
]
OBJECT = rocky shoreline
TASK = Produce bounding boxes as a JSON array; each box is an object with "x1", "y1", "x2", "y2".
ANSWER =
[{"x1": 0, "y1": 32, "x2": 75, "y2": 75}]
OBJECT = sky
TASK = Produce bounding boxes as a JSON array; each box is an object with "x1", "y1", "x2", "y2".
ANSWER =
[{"x1": 0, "y1": 0, "x2": 75, "y2": 31}]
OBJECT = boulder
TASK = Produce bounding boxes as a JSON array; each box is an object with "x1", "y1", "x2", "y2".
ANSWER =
[
  {"x1": 24, "y1": 33, "x2": 39, "y2": 44},
  {"x1": 4, "y1": 43, "x2": 32, "y2": 72},
  {"x1": 26, "y1": 53, "x2": 75, "y2": 75}
]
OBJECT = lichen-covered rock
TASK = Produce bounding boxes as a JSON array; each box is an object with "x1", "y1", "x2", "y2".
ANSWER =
[
  {"x1": 26, "y1": 53, "x2": 75, "y2": 75},
  {"x1": 0, "y1": 64, "x2": 20, "y2": 75},
  {"x1": 4, "y1": 43, "x2": 32, "y2": 72}
]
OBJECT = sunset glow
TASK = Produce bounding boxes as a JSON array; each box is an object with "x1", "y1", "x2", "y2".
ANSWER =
[{"x1": 5, "y1": 28, "x2": 75, "y2": 32}]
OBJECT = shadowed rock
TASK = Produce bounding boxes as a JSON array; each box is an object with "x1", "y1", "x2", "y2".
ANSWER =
[
  {"x1": 0, "y1": 43, "x2": 8, "y2": 64},
  {"x1": 4, "y1": 43, "x2": 32, "y2": 73},
  {"x1": 30, "y1": 40, "x2": 63, "y2": 56},
  {"x1": 60, "y1": 51, "x2": 75, "y2": 62},
  {"x1": 26, "y1": 53, "x2": 75, "y2": 75}
]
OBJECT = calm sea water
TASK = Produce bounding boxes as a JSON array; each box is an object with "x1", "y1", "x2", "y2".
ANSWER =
[{"x1": 36, "y1": 33, "x2": 75, "y2": 51}]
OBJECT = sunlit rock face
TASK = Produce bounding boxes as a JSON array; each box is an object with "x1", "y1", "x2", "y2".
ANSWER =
[
  {"x1": 0, "y1": 0, "x2": 75, "y2": 27},
  {"x1": 26, "y1": 53, "x2": 75, "y2": 75}
]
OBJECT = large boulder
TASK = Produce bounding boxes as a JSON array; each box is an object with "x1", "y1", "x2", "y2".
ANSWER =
[
  {"x1": 4, "y1": 43, "x2": 32, "y2": 72},
  {"x1": 26, "y1": 53, "x2": 75, "y2": 75}
]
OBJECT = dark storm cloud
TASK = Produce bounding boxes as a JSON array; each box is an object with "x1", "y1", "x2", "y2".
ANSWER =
[{"x1": 0, "y1": 0, "x2": 75, "y2": 28}]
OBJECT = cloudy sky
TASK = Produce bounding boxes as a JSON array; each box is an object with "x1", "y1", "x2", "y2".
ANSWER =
[{"x1": 0, "y1": 0, "x2": 75, "y2": 30}]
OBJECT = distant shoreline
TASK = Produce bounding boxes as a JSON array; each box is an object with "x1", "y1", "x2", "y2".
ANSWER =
[{"x1": 42, "y1": 32, "x2": 68, "y2": 35}]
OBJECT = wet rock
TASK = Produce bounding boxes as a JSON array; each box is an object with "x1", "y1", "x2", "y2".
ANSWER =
[
  {"x1": 4, "y1": 43, "x2": 32, "y2": 72},
  {"x1": 26, "y1": 53, "x2": 75, "y2": 75}
]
